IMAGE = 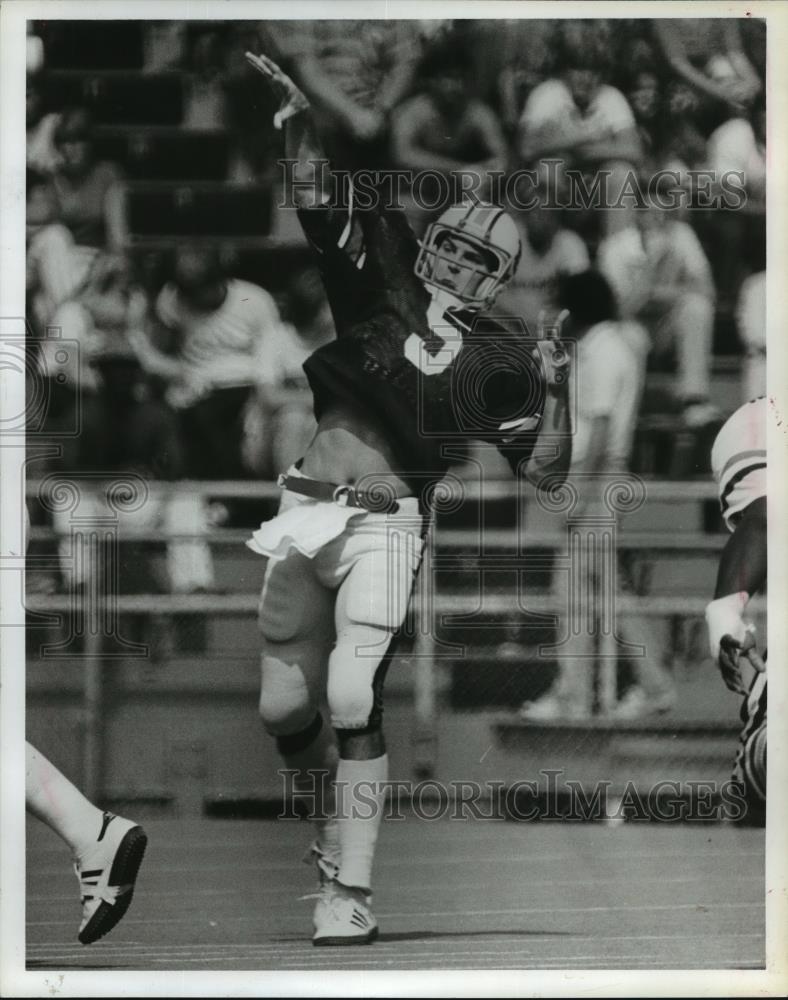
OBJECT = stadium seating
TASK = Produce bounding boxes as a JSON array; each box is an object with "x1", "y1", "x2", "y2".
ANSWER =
[
  {"x1": 125, "y1": 182, "x2": 273, "y2": 237},
  {"x1": 37, "y1": 21, "x2": 146, "y2": 70},
  {"x1": 93, "y1": 127, "x2": 231, "y2": 181},
  {"x1": 43, "y1": 71, "x2": 184, "y2": 125}
]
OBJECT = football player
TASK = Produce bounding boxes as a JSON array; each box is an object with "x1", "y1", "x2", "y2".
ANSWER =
[
  {"x1": 705, "y1": 396, "x2": 767, "y2": 817},
  {"x1": 245, "y1": 53, "x2": 572, "y2": 945}
]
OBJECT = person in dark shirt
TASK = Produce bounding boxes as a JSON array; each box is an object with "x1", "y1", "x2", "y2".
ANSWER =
[{"x1": 244, "y1": 52, "x2": 572, "y2": 946}]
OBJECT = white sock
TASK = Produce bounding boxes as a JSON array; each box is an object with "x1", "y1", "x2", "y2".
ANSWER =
[
  {"x1": 335, "y1": 754, "x2": 389, "y2": 893},
  {"x1": 278, "y1": 720, "x2": 339, "y2": 864},
  {"x1": 25, "y1": 742, "x2": 103, "y2": 860}
]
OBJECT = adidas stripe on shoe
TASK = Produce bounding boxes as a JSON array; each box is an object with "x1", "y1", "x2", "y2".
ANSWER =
[
  {"x1": 75, "y1": 812, "x2": 147, "y2": 945},
  {"x1": 312, "y1": 883, "x2": 378, "y2": 946}
]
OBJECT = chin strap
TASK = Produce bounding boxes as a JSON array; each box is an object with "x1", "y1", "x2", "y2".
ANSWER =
[{"x1": 442, "y1": 304, "x2": 475, "y2": 334}]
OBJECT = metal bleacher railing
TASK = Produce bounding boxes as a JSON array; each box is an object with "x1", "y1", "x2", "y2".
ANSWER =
[{"x1": 24, "y1": 475, "x2": 763, "y2": 803}]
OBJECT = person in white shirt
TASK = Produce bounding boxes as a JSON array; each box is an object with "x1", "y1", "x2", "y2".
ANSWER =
[
  {"x1": 131, "y1": 247, "x2": 286, "y2": 587},
  {"x1": 26, "y1": 74, "x2": 60, "y2": 176},
  {"x1": 134, "y1": 246, "x2": 284, "y2": 476},
  {"x1": 598, "y1": 197, "x2": 717, "y2": 428},
  {"x1": 493, "y1": 176, "x2": 590, "y2": 336},
  {"x1": 521, "y1": 271, "x2": 675, "y2": 721},
  {"x1": 707, "y1": 114, "x2": 765, "y2": 202},
  {"x1": 703, "y1": 94, "x2": 765, "y2": 331},
  {"x1": 517, "y1": 31, "x2": 642, "y2": 236}
]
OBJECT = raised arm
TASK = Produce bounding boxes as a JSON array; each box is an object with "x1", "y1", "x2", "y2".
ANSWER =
[{"x1": 245, "y1": 51, "x2": 331, "y2": 208}]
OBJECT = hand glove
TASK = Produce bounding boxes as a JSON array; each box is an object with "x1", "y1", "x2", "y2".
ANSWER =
[
  {"x1": 245, "y1": 52, "x2": 311, "y2": 130},
  {"x1": 705, "y1": 592, "x2": 764, "y2": 694}
]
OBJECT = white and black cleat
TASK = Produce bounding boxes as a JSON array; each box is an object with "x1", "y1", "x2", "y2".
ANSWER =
[{"x1": 75, "y1": 811, "x2": 147, "y2": 945}]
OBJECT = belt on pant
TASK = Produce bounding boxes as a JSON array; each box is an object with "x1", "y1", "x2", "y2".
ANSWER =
[{"x1": 277, "y1": 473, "x2": 403, "y2": 514}]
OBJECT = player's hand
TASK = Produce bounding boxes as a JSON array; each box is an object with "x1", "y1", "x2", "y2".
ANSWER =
[
  {"x1": 533, "y1": 309, "x2": 571, "y2": 396},
  {"x1": 706, "y1": 592, "x2": 760, "y2": 695},
  {"x1": 718, "y1": 626, "x2": 765, "y2": 695},
  {"x1": 245, "y1": 51, "x2": 310, "y2": 129}
]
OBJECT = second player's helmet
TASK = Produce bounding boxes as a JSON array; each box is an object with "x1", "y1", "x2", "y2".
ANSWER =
[{"x1": 415, "y1": 202, "x2": 521, "y2": 308}]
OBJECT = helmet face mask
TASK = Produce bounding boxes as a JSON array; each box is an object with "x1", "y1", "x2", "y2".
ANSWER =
[{"x1": 415, "y1": 203, "x2": 521, "y2": 308}]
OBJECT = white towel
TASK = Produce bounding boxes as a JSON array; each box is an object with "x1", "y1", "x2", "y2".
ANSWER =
[{"x1": 247, "y1": 474, "x2": 367, "y2": 559}]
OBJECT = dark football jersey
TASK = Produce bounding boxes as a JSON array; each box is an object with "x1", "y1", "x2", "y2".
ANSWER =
[{"x1": 299, "y1": 197, "x2": 546, "y2": 490}]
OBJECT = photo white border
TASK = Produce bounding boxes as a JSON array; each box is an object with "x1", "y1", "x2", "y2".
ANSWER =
[{"x1": 2, "y1": 0, "x2": 787, "y2": 996}]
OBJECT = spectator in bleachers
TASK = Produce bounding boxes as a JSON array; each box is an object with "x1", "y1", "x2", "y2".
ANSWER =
[
  {"x1": 624, "y1": 64, "x2": 662, "y2": 166},
  {"x1": 520, "y1": 271, "x2": 675, "y2": 721},
  {"x1": 142, "y1": 22, "x2": 188, "y2": 73},
  {"x1": 26, "y1": 74, "x2": 60, "y2": 176},
  {"x1": 618, "y1": 43, "x2": 707, "y2": 179},
  {"x1": 392, "y1": 39, "x2": 508, "y2": 234},
  {"x1": 131, "y1": 246, "x2": 285, "y2": 481},
  {"x1": 38, "y1": 254, "x2": 194, "y2": 593},
  {"x1": 700, "y1": 91, "x2": 765, "y2": 321},
  {"x1": 495, "y1": 20, "x2": 556, "y2": 136},
  {"x1": 243, "y1": 267, "x2": 336, "y2": 476},
  {"x1": 598, "y1": 189, "x2": 717, "y2": 429},
  {"x1": 493, "y1": 174, "x2": 590, "y2": 336},
  {"x1": 706, "y1": 92, "x2": 766, "y2": 207},
  {"x1": 26, "y1": 107, "x2": 127, "y2": 331},
  {"x1": 126, "y1": 247, "x2": 288, "y2": 586},
  {"x1": 183, "y1": 29, "x2": 229, "y2": 131},
  {"x1": 651, "y1": 19, "x2": 762, "y2": 121},
  {"x1": 47, "y1": 108, "x2": 126, "y2": 249},
  {"x1": 517, "y1": 26, "x2": 642, "y2": 235},
  {"x1": 263, "y1": 19, "x2": 421, "y2": 169},
  {"x1": 656, "y1": 81, "x2": 709, "y2": 177}
]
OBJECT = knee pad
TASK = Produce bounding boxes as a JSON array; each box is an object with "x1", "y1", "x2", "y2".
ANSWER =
[
  {"x1": 258, "y1": 653, "x2": 316, "y2": 736},
  {"x1": 258, "y1": 555, "x2": 324, "y2": 643},
  {"x1": 327, "y1": 667, "x2": 376, "y2": 732},
  {"x1": 326, "y1": 630, "x2": 397, "y2": 731}
]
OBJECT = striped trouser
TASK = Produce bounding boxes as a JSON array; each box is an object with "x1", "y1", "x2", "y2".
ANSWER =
[{"x1": 732, "y1": 669, "x2": 767, "y2": 806}]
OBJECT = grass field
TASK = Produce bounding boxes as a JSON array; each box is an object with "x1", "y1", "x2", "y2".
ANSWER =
[{"x1": 26, "y1": 815, "x2": 764, "y2": 971}]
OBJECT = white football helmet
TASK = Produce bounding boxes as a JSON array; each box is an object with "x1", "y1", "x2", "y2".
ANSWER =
[{"x1": 415, "y1": 202, "x2": 521, "y2": 308}]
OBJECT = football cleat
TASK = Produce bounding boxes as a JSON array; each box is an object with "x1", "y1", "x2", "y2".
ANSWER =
[
  {"x1": 312, "y1": 882, "x2": 378, "y2": 946},
  {"x1": 74, "y1": 812, "x2": 147, "y2": 945}
]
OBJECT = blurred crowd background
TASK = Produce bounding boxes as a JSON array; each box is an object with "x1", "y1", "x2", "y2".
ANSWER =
[{"x1": 25, "y1": 18, "x2": 767, "y2": 601}]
